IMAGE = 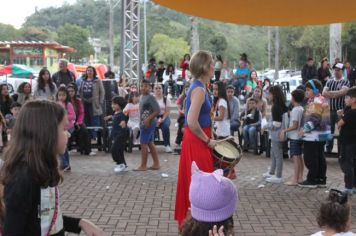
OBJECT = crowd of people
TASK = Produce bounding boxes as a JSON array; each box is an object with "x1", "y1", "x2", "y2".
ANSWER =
[{"x1": 0, "y1": 50, "x2": 355, "y2": 235}]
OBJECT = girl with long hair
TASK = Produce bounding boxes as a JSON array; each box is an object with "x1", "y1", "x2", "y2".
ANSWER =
[
  {"x1": 34, "y1": 67, "x2": 58, "y2": 101},
  {"x1": 12, "y1": 82, "x2": 33, "y2": 105},
  {"x1": 67, "y1": 83, "x2": 95, "y2": 156},
  {"x1": 123, "y1": 92, "x2": 140, "y2": 145},
  {"x1": 0, "y1": 84, "x2": 12, "y2": 116},
  {"x1": 56, "y1": 86, "x2": 76, "y2": 171},
  {"x1": 212, "y1": 81, "x2": 231, "y2": 138},
  {"x1": 0, "y1": 100, "x2": 104, "y2": 235}
]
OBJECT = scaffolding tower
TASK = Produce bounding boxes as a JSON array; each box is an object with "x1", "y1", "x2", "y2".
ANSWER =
[{"x1": 120, "y1": 0, "x2": 140, "y2": 82}]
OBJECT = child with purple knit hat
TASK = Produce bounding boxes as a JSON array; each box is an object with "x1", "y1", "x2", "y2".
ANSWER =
[{"x1": 181, "y1": 162, "x2": 238, "y2": 236}]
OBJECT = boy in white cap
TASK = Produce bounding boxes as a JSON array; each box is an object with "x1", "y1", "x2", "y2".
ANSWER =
[{"x1": 181, "y1": 162, "x2": 238, "y2": 236}]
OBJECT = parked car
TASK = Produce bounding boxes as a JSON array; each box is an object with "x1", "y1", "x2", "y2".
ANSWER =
[{"x1": 272, "y1": 75, "x2": 302, "y2": 101}]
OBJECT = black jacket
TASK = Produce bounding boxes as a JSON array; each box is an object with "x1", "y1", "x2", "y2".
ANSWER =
[
  {"x1": 52, "y1": 70, "x2": 76, "y2": 87},
  {"x1": 302, "y1": 64, "x2": 317, "y2": 84},
  {"x1": 3, "y1": 164, "x2": 81, "y2": 236}
]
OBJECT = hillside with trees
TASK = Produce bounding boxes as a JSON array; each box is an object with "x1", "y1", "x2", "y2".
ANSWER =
[{"x1": 1, "y1": 0, "x2": 356, "y2": 69}]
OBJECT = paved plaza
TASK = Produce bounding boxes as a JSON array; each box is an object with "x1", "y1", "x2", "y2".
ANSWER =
[{"x1": 61, "y1": 136, "x2": 356, "y2": 236}]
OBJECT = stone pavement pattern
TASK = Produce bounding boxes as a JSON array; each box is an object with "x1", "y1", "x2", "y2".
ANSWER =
[{"x1": 61, "y1": 146, "x2": 356, "y2": 236}]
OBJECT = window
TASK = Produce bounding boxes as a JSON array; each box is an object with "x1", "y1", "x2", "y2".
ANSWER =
[
  {"x1": 30, "y1": 57, "x2": 43, "y2": 66},
  {"x1": 13, "y1": 58, "x2": 27, "y2": 65}
]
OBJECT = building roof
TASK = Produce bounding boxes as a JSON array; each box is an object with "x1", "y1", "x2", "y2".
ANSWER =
[{"x1": 0, "y1": 41, "x2": 76, "y2": 53}]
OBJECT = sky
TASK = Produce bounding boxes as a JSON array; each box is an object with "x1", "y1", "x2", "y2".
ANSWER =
[{"x1": 1, "y1": 0, "x2": 76, "y2": 28}]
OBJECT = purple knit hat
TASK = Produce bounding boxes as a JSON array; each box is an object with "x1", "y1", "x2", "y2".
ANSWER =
[{"x1": 189, "y1": 162, "x2": 238, "y2": 222}]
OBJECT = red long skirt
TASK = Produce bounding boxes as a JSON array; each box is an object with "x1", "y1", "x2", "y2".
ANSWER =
[{"x1": 174, "y1": 127, "x2": 214, "y2": 228}]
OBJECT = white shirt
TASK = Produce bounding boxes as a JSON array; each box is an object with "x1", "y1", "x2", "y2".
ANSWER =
[
  {"x1": 156, "y1": 97, "x2": 172, "y2": 116},
  {"x1": 162, "y1": 70, "x2": 178, "y2": 84},
  {"x1": 215, "y1": 98, "x2": 230, "y2": 137},
  {"x1": 288, "y1": 105, "x2": 304, "y2": 140},
  {"x1": 311, "y1": 231, "x2": 356, "y2": 236},
  {"x1": 123, "y1": 103, "x2": 140, "y2": 129}
]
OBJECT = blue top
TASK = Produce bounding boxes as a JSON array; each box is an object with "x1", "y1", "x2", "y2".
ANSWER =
[
  {"x1": 184, "y1": 79, "x2": 212, "y2": 128},
  {"x1": 234, "y1": 66, "x2": 250, "y2": 88}
]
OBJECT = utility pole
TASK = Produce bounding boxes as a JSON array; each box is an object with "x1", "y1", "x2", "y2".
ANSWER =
[
  {"x1": 274, "y1": 26, "x2": 280, "y2": 80},
  {"x1": 143, "y1": 0, "x2": 148, "y2": 66},
  {"x1": 329, "y1": 23, "x2": 342, "y2": 64},
  {"x1": 190, "y1": 17, "x2": 200, "y2": 54},
  {"x1": 109, "y1": 0, "x2": 120, "y2": 68},
  {"x1": 267, "y1": 26, "x2": 271, "y2": 69}
]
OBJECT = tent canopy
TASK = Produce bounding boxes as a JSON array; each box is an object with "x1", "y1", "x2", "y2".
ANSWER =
[
  {"x1": 153, "y1": 0, "x2": 356, "y2": 26},
  {"x1": 0, "y1": 64, "x2": 34, "y2": 77}
]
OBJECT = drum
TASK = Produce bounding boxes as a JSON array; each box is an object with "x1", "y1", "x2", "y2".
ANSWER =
[{"x1": 213, "y1": 138, "x2": 243, "y2": 168}]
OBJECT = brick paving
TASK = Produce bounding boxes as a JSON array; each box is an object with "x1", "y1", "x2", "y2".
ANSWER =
[{"x1": 61, "y1": 135, "x2": 356, "y2": 235}]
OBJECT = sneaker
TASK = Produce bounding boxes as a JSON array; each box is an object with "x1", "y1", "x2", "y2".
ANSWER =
[
  {"x1": 63, "y1": 166, "x2": 71, "y2": 172},
  {"x1": 262, "y1": 172, "x2": 274, "y2": 178},
  {"x1": 298, "y1": 180, "x2": 318, "y2": 188},
  {"x1": 114, "y1": 164, "x2": 125, "y2": 173},
  {"x1": 344, "y1": 189, "x2": 353, "y2": 195},
  {"x1": 266, "y1": 176, "x2": 283, "y2": 184},
  {"x1": 317, "y1": 179, "x2": 327, "y2": 188},
  {"x1": 165, "y1": 146, "x2": 173, "y2": 153}
]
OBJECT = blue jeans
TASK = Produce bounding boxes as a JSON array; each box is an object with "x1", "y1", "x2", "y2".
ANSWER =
[
  {"x1": 159, "y1": 117, "x2": 171, "y2": 146},
  {"x1": 60, "y1": 128, "x2": 74, "y2": 168},
  {"x1": 164, "y1": 80, "x2": 178, "y2": 96},
  {"x1": 326, "y1": 110, "x2": 338, "y2": 152},
  {"x1": 232, "y1": 79, "x2": 246, "y2": 94},
  {"x1": 243, "y1": 125, "x2": 256, "y2": 148}
]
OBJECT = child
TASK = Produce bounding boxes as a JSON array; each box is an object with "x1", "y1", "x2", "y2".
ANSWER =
[
  {"x1": 263, "y1": 85, "x2": 288, "y2": 184},
  {"x1": 212, "y1": 81, "x2": 231, "y2": 138},
  {"x1": 175, "y1": 83, "x2": 190, "y2": 151},
  {"x1": 299, "y1": 79, "x2": 331, "y2": 188},
  {"x1": 312, "y1": 189, "x2": 355, "y2": 236},
  {"x1": 5, "y1": 102, "x2": 21, "y2": 141},
  {"x1": 67, "y1": 84, "x2": 96, "y2": 156},
  {"x1": 134, "y1": 79, "x2": 160, "y2": 171},
  {"x1": 280, "y1": 89, "x2": 305, "y2": 186},
  {"x1": 241, "y1": 98, "x2": 261, "y2": 151},
  {"x1": 56, "y1": 86, "x2": 76, "y2": 172},
  {"x1": 181, "y1": 162, "x2": 238, "y2": 236},
  {"x1": 123, "y1": 92, "x2": 140, "y2": 145},
  {"x1": 337, "y1": 87, "x2": 356, "y2": 194},
  {"x1": 0, "y1": 100, "x2": 104, "y2": 235},
  {"x1": 105, "y1": 96, "x2": 128, "y2": 173}
]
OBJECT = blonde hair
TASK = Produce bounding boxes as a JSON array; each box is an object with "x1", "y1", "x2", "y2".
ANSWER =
[{"x1": 189, "y1": 51, "x2": 213, "y2": 79}]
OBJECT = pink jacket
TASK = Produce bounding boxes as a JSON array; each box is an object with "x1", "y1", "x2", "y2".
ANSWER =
[
  {"x1": 59, "y1": 101, "x2": 76, "y2": 130},
  {"x1": 73, "y1": 98, "x2": 85, "y2": 125}
]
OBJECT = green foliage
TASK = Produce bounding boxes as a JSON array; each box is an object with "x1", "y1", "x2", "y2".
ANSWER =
[
  {"x1": 0, "y1": 23, "x2": 21, "y2": 41},
  {"x1": 20, "y1": 27, "x2": 55, "y2": 41},
  {"x1": 148, "y1": 34, "x2": 190, "y2": 64},
  {"x1": 57, "y1": 24, "x2": 94, "y2": 61}
]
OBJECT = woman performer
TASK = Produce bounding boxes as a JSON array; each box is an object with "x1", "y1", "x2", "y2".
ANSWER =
[{"x1": 175, "y1": 50, "x2": 217, "y2": 228}]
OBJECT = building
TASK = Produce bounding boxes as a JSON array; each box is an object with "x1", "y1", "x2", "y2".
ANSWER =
[{"x1": 0, "y1": 41, "x2": 76, "y2": 71}]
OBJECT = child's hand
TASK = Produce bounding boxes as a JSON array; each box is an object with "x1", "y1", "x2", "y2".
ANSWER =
[
  {"x1": 143, "y1": 118, "x2": 150, "y2": 128},
  {"x1": 299, "y1": 129, "x2": 304, "y2": 138},
  {"x1": 209, "y1": 225, "x2": 225, "y2": 236},
  {"x1": 104, "y1": 115, "x2": 111, "y2": 121},
  {"x1": 79, "y1": 219, "x2": 106, "y2": 236},
  {"x1": 280, "y1": 130, "x2": 286, "y2": 141}
]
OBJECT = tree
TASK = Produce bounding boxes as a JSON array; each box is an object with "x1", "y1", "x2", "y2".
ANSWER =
[
  {"x1": 209, "y1": 34, "x2": 228, "y2": 56},
  {"x1": 0, "y1": 23, "x2": 21, "y2": 41},
  {"x1": 148, "y1": 34, "x2": 190, "y2": 64},
  {"x1": 57, "y1": 24, "x2": 94, "y2": 61},
  {"x1": 20, "y1": 27, "x2": 55, "y2": 41}
]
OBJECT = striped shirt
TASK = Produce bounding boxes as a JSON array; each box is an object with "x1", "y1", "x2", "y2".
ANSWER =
[{"x1": 325, "y1": 77, "x2": 350, "y2": 111}]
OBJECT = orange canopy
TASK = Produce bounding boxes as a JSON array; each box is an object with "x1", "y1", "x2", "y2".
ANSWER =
[{"x1": 152, "y1": 0, "x2": 356, "y2": 26}]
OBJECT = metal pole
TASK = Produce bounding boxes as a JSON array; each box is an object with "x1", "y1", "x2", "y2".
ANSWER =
[
  {"x1": 109, "y1": 0, "x2": 114, "y2": 68},
  {"x1": 143, "y1": 0, "x2": 148, "y2": 66},
  {"x1": 119, "y1": 0, "x2": 125, "y2": 77}
]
